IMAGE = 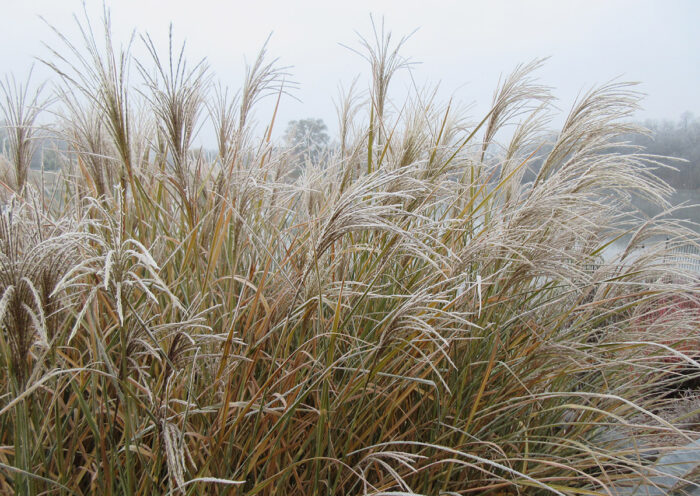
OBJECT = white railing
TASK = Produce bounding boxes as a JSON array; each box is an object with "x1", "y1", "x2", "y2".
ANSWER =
[{"x1": 665, "y1": 242, "x2": 700, "y2": 275}]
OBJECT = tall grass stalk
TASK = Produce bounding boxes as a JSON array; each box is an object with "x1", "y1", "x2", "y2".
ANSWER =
[{"x1": 0, "y1": 10, "x2": 699, "y2": 495}]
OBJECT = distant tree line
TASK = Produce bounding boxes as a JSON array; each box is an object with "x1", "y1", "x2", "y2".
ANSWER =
[
  {"x1": 2, "y1": 113, "x2": 698, "y2": 189},
  {"x1": 623, "y1": 112, "x2": 700, "y2": 190},
  {"x1": 280, "y1": 115, "x2": 700, "y2": 191},
  {"x1": 519, "y1": 113, "x2": 700, "y2": 191}
]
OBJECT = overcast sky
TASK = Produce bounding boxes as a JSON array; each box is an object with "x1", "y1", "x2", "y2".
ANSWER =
[{"x1": 1, "y1": 0, "x2": 699, "y2": 143}]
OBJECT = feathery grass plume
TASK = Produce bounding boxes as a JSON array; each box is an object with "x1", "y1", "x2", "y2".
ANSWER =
[
  {"x1": 1, "y1": 9, "x2": 699, "y2": 495},
  {"x1": 238, "y1": 37, "x2": 294, "y2": 142},
  {"x1": 345, "y1": 15, "x2": 414, "y2": 170},
  {"x1": 209, "y1": 83, "x2": 240, "y2": 177},
  {"x1": 0, "y1": 70, "x2": 47, "y2": 193},
  {"x1": 55, "y1": 88, "x2": 118, "y2": 199},
  {"x1": 0, "y1": 194, "x2": 81, "y2": 384},
  {"x1": 481, "y1": 59, "x2": 553, "y2": 160},
  {"x1": 0, "y1": 191, "x2": 83, "y2": 495},
  {"x1": 52, "y1": 195, "x2": 183, "y2": 332},
  {"x1": 139, "y1": 25, "x2": 211, "y2": 222},
  {"x1": 40, "y1": 5, "x2": 141, "y2": 215},
  {"x1": 335, "y1": 78, "x2": 362, "y2": 167}
]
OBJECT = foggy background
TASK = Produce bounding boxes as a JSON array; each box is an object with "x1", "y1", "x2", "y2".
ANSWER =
[{"x1": 1, "y1": 0, "x2": 698, "y2": 141}]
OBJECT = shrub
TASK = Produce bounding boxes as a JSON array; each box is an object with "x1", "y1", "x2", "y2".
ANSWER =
[{"x1": 0, "y1": 10, "x2": 699, "y2": 496}]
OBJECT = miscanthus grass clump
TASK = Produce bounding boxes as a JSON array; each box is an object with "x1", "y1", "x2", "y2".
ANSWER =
[{"x1": 1, "y1": 12, "x2": 699, "y2": 496}]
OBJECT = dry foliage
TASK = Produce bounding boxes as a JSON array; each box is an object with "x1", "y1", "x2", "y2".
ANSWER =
[{"x1": 0, "y1": 10, "x2": 699, "y2": 496}]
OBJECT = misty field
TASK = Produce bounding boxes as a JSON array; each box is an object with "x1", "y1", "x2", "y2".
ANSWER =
[{"x1": 1, "y1": 12, "x2": 700, "y2": 496}]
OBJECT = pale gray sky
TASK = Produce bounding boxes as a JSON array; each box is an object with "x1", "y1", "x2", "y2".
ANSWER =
[{"x1": 1, "y1": 0, "x2": 699, "y2": 143}]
